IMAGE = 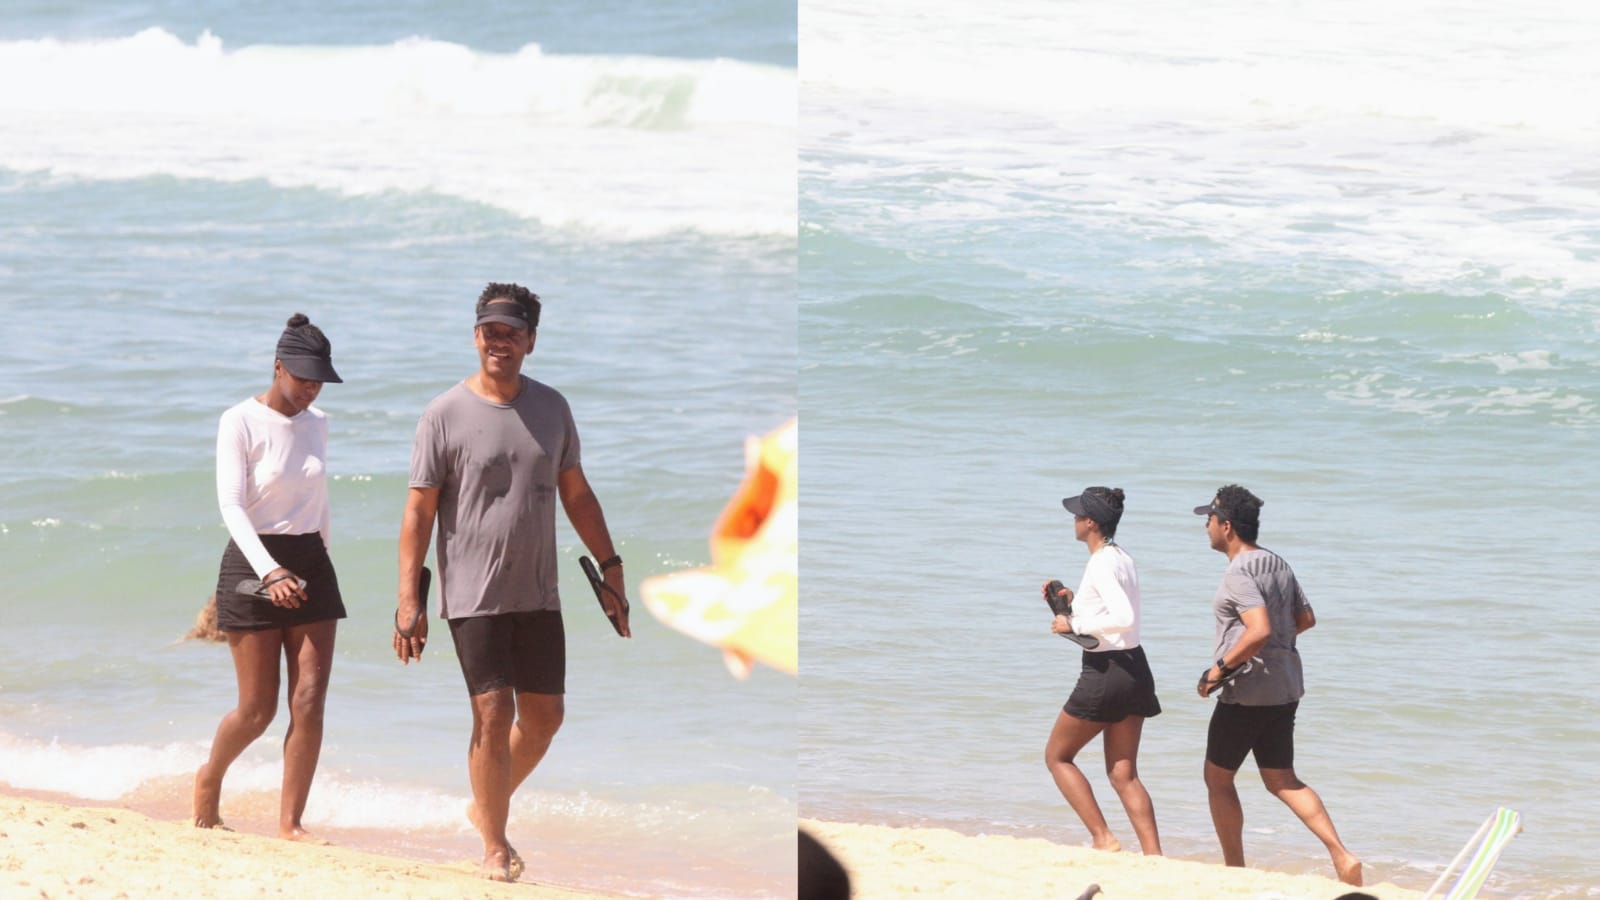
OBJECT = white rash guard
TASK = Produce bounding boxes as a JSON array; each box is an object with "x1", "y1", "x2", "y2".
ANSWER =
[{"x1": 215, "y1": 397, "x2": 331, "y2": 578}]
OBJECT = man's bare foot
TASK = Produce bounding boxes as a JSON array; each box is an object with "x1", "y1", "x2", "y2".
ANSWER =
[
  {"x1": 192, "y1": 763, "x2": 226, "y2": 829},
  {"x1": 1334, "y1": 851, "x2": 1363, "y2": 886},
  {"x1": 480, "y1": 847, "x2": 514, "y2": 882},
  {"x1": 1091, "y1": 835, "x2": 1122, "y2": 852},
  {"x1": 280, "y1": 826, "x2": 330, "y2": 845},
  {"x1": 467, "y1": 803, "x2": 523, "y2": 880}
]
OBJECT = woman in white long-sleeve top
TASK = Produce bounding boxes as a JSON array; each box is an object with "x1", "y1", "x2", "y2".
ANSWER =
[
  {"x1": 194, "y1": 313, "x2": 346, "y2": 841},
  {"x1": 1043, "y1": 485, "x2": 1162, "y2": 855}
]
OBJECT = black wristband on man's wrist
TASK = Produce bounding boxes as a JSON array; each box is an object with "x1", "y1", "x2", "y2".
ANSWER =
[{"x1": 599, "y1": 555, "x2": 623, "y2": 572}]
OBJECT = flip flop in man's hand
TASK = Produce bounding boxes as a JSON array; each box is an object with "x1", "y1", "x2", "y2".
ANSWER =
[
  {"x1": 1197, "y1": 660, "x2": 1251, "y2": 696},
  {"x1": 394, "y1": 566, "x2": 431, "y2": 660},
  {"x1": 580, "y1": 555, "x2": 629, "y2": 637}
]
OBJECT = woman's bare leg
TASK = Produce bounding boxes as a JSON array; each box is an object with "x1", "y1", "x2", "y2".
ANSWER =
[
  {"x1": 1045, "y1": 711, "x2": 1119, "y2": 851},
  {"x1": 1102, "y1": 715, "x2": 1161, "y2": 855},
  {"x1": 279, "y1": 619, "x2": 337, "y2": 840},
  {"x1": 193, "y1": 629, "x2": 282, "y2": 828}
]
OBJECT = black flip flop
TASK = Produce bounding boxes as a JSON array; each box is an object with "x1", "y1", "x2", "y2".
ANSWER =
[
  {"x1": 1042, "y1": 579, "x2": 1101, "y2": 650},
  {"x1": 1198, "y1": 659, "x2": 1251, "y2": 694},
  {"x1": 580, "y1": 555, "x2": 628, "y2": 637},
  {"x1": 394, "y1": 566, "x2": 431, "y2": 640},
  {"x1": 235, "y1": 576, "x2": 306, "y2": 599}
]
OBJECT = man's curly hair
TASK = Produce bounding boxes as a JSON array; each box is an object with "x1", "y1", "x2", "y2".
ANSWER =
[
  {"x1": 1211, "y1": 484, "x2": 1263, "y2": 543},
  {"x1": 476, "y1": 282, "x2": 541, "y2": 330}
]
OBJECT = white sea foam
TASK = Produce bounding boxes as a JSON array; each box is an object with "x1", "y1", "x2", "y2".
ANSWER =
[
  {"x1": 804, "y1": 0, "x2": 1600, "y2": 295},
  {"x1": 0, "y1": 734, "x2": 205, "y2": 800},
  {"x1": 0, "y1": 30, "x2": 795, "y2": 239},
  {"x1": 1450, "y1": 349, "x2": 1559, "y2": 374},
  {"x1": 806, "y1": 0, "x2": 1600, "y2": 132},
  {"x1": 0, "y1": 732, "x2": 786, "y2": 837}
]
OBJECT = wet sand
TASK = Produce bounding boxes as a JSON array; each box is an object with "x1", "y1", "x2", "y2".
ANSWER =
[{"x1": 0, "y1": 790, "x2": 618, "y2": 898}]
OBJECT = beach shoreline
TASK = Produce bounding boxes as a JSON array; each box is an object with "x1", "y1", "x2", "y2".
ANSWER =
[
  {"x1": 0, "y1": 785, "x2": 624, "y2": 898},
  {"x1": 803, "y1": 817, "x2": 1427, "y2": 899}
]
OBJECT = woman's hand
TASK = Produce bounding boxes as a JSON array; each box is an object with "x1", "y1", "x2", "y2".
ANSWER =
[
  {"x1": 1051, "y1": 614, "x2": 1074, "y2": 634},
  {"x1": 262, "y1": 567, "x2": 307, "y2": 608}
]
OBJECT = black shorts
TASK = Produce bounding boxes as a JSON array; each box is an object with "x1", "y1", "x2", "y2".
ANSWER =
[
  {"x1": 1206, "y1": 700, "x2": 1299, "y2": 771},
  {"x1": 215, "y1": 533, "x2": 346, "y2": 631},
  {"x1": 1064, "y1": 646, "x2": 1162, "y2": 723},
  {"x1": 448, "y1": 610, "x2": 566, "y2": 696}
]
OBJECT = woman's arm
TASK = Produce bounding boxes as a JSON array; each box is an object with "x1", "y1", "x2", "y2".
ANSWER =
[{"x1": 216, "y1": 409, "x2": 279, "y2": 578}]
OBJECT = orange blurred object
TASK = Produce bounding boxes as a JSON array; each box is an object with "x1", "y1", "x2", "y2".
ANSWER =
[{"x1": 641, "y1": 417, "x2": 797, "y2": 678}]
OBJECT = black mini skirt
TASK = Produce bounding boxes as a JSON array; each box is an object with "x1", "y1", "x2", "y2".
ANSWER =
[
  {"x1": 1063, "y1": 645, "x2": 1162, "y2": 723},
  {"x1": 214, "y1": 533, "x2": 347, "y2": 631}
]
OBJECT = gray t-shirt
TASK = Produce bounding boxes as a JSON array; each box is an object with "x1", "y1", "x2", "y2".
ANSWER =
[
  {"x1": 1211, "y1": 547, "x2": 1311, "y2": 706},
  {"x1": 409, "y1": 377, "x2": 581, "y2": 618}
]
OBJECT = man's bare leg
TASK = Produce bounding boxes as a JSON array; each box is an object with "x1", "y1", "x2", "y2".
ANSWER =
[
  {"x1": 467, "y1": 687, "x2": 517, "y2": 880},
  {"x1": 467, "y1": 692, "x2": 564, "y2": 879},
  {"x1": 1260, "y1": 768, "x2": 1362, "y2": 885},
  {"x1": 1204, "y1": 760, "x2": 1247, "y2": 867},
  {"x1": 279, "y1": 620, "x2": 337, "y2": 842},
  {"x1": 193, "y1": 629, "x2": 282, "y2": 828},
  {"x1": 1102, "y1": 716, "x2": 1160, "y2": 855},
  {"x1": 1044, "y1": 711, "x2": 1120, "y2": 851}
]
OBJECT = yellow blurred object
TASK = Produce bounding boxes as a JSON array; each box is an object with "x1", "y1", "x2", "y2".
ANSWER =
[{"x1": 641, "y1": 417, "x2": 797, "y2": 678}]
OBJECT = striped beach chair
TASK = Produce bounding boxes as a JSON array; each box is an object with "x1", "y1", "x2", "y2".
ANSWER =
[{"x1": 1422, "y1": 807, "x2": 1523, "y2": 900}]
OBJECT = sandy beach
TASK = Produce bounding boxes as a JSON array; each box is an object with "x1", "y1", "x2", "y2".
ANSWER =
[
  {"x1": 0, "y1": 790, "x2": 616, "y2": 899},
  {"x1": 804, "y1": 819, "x2": 1426, "y2": 900}
]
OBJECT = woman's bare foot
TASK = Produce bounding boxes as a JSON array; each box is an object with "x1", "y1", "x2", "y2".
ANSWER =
[
  {"x1": 1334, "y1": 851, "x2": 1363, "y2": 886},
  {"x1": 280, "y1": 825, "x2": 330, "y2": 845},
  {"x1": 192, "y1": 763, "x2": 226, "y2": 829},
  {"x1": 1091, "y1": 834, "x2": 1122, "y2": 852}
]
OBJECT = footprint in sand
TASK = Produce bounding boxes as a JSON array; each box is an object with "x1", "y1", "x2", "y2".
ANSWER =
[{"x1": 889, "y1": 839, "x2": 926, "y2": 856}]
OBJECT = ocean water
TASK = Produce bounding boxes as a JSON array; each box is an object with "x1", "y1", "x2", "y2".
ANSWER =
[
  {"x1": 801, "y1": 2, "x2": 1599, "y2": 898},
  {"x1": 0, "y1": 2, "x2": 795, "y2": 897}
]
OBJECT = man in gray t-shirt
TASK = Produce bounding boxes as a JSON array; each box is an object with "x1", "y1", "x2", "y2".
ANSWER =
[
  {"x1": 1193, "y1": 485, "x2": 1362, "y2": 887},
  {"x1": 409, "y1": 376, "x2": 579, "y2": 618},
  {"x1": 393, "y1": 283, "x2": 630, "y2": 883},
  {"x1": 1209, "y1": 546, "x2": 1309, "y2": 707}
]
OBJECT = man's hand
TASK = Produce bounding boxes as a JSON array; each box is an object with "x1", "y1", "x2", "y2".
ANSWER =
[
  {"x1": 1197, "y1": 665, "x2": 1223, "y2": 698},
  {"x1": 602, "y1": 566, "x2": 632, "y2": 638},
  {"x1": 394, "y1": 598, "x2": 428, "y2": 663}
]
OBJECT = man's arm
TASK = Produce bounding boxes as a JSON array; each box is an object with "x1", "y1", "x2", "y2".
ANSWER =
[
  {"x1": 1199, "y1": 606, "x2": 1272, "y2": 698},
  {"x1": 558, "y1": 464, "x2": 631, "y2": 638},
  {"x1": 1295, "y1": 606, "x2": 1316, "y2": 634},
  {"x1": 395, "y1": 486, "x2": 440, "y2": 662}
]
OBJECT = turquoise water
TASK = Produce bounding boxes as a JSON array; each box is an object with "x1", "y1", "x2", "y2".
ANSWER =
[
  {"x1": 0, "y1": 3, "x2": 795, "y2": 897},
  {"x1": 801, "y1": 1, "x2": 1599, "y2": 897}
]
